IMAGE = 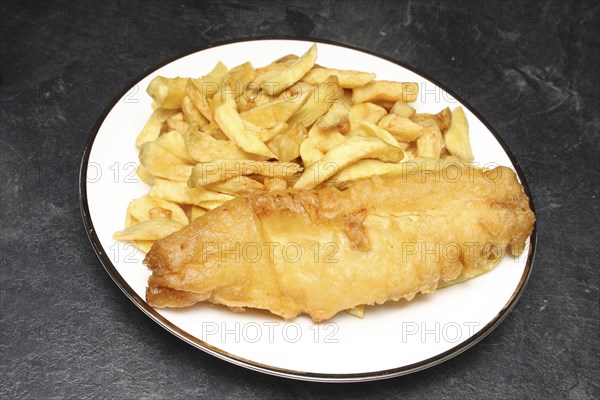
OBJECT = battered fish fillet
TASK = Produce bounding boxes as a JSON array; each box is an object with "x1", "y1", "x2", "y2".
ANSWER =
[{"x1": 144, "y1": 166, "x2": 535, "y2": 321}]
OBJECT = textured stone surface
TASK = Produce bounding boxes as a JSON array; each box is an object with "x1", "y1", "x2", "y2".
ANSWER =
[{"x1": 1, "y1": 0, "x2": 598, "y2": 398}]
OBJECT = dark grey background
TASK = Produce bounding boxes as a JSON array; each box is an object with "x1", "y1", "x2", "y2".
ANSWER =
[{"x1": 1, "y1": 0, "x2": 598, "y2": 398}]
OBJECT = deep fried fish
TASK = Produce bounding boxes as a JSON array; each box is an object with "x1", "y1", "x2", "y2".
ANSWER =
[{"x1": 144, "y1": 166, "x2": 535, "y2": 321}]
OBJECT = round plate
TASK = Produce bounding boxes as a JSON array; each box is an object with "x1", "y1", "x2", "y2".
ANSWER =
[{"x1": 79, "y1": 37, "x2": 536, "y2": 382}]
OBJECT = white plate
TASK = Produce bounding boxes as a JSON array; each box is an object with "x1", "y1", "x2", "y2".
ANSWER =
[{"x1": 80, "y1": 38, "x2": 536, "y2": 382}]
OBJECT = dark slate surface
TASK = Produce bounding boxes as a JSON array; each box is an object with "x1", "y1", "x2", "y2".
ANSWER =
[{"x1": 1, "y1": 0, "x2": 598, "y2": 398}]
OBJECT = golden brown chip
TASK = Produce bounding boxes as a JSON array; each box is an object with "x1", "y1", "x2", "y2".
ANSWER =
[{"x1": 352, "y1": 81, "x2": 419, "y2": 104}]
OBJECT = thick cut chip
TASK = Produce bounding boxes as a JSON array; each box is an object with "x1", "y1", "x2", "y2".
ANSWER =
[
  {"x1": 240, "y1": 90, "x2": 310, "y2": 129},
  {"x1": 264, "y1": 177, "x2": 287, "y2": 191},
  {"x1": 148, "y1": 207, "x2": 173, "y2": 220},
  {"x1": 294, "y1": 136, "x2": 404, "y2": 189},
  {"x1": 260, "y1": 44, "x2": 318, "y2": 95},
  {"x1": 135, "y1": 108, "x2": 177, "y2": 148},
  {"x1": 377, "y1": 114, "x2": 424, "y2": 142},
  {"x1": 188, "y1": 160, "x2": 303, "y2": 186},
  {"x1": 317, "y1": 103, "x2": 350, "y2": 132},
  {"x1": 166, "y1": 112, "x2": 187, "y2": 133},
  {"x1": 214, "y1": 97, "x2": 276, "y2": 159},
  {"x1": 221, "y1": 61, "x2": 256, "y2": 99},
  {"x1": 390, "y1": 101, "x2": 416, "y2": 118},
  {"x1": 268, "y1": 124, "x2": 308, "y2": 162},
  {"x1": 139, "y1": 141, "x2": 193, "y2": 182},
  {"x1": 181, "y1": 95, "x2": 208, "y2": 127},
  {"x1": 133, "y1": 241, "x2": 154, "y2": 254},
  {"x1": 127, "y1": 195, "x2": 189, "y2": 226},
  {"x1": 149, "y1": 179, "x2": 233, "y2": 205},
  {"x1": 146, "y1": 77, "x2": 187, "y2": 109},
  {"x1": 329, "y1": 159, "x2": 408, "y2": 183},
  {"x1": 193, "y1": 61, "x2": 229, "y2": 88},
  {"x1": 187, "y1": 79, "x2": 213, "y2": 122},
  {"x1": 184, "y1": 126, "x2": 263, "y2": 162},
  {"x1": 256, "y1": 54, "x2": 298, "y2": 72},
  {"x1": 302, "y1": 68, "x2": 376, "y2": 88},
  {"x1": 346, "y1": 305, "x2": 365, "y2": 318},
  {"x1": 349, "y1": 102, "x2": 387, "y2": 130},
  {"x1": 189, "y1": 206, "x2": 207, "y2": 221},
  {"x1": 136, "y1": 165, "x2": 155, "y2": 185},
  {"x1": 412, "y1": 108, "x2": 452, "y2": 131},
  {"x1": 287, "y1": 76, "x2": 344, "y2": 127},
  {"x1": 355, "y1": 121, "x2": 402, "y2": 148},
  {"x1": 299, "y1": 123, "x2": 345, "y2": 167},
  {"x1": 157, "y1": 130, "x2": 195, "y2": 163},
  {"x1": 206, "y1": 176, "x2": 265, "y2": 196},
  {"x1": 443, "y1": 107, "x2": 474, "y2": 162},
  {"x1": 243, "y1": 120, "x2": 287, "y2": 143},
  {"x1": 113, "y1": 218, "x2": 184, "y2": 241},
  {"x1": 416, "y1": 125, "x2": 443, "y2": 159},
  {"x1": 352, "y1": 81, "x2": 419, "y2": 103}
]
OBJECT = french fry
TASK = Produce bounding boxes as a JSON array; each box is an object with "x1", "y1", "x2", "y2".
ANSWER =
[
  {"x1": 135, "y1": 108, "x2": 177, "y2": 148},
  {"x1": 390, "y1": 101, "x2": 416, "y2": 118},
  {"x1": 255, "y1": 54, "x2": 299, "y2": 77},
  {"x1": 149, "y1": 179, "x2": 233, "y2": 205},
  {"x1": 349, "y1": 102, "x2": 387, "y2": 128},
  {"x1": 299, "y1": 124, "x2": 345, "y2": 167},
  {"x1": 371, "y1": 100, "x2": 397, "y2": 111},
  {"x1": 156, "y1": 130, "x2": 195, "y2": 163},
  {"x1": 132, "y1": 241, "x2": 154, "y2": 253},
  {"x1": 196, "y1": 200, "x2": 228, "y2": 210},
  {"x1": 146, "y1": 77, "x2": 188, "y2": 109},
  {"x1": 268, "y1": 123, "x2": 308, "y2": 162},
  {"x1": 148, "y1": 207, "x2": 172, "y2": 220},
  {"x1": 214, "y1": 97, "x2": 276, "y2": 159},
  {"x1": 193, "y1": 61, "x2": 229, "y2": 89},
  {"x1": 206, "y1": 176, "x2": 265, "y2": 196},
  {"x1": 317, "y1": 103, "x2": 350, "y2": 132},
  {"x1": 136, "y1": 164, "x2": 155, "y2": 185},
  {"x1": 125, "y1": 210, "x2": 136, "y2": 228},
  {"x1": 264, "y1": 177, "x2": 287, "y2": 191},
  {"x1": 188, "y1": 160, "x2": 303, "y2": 186},
  {"x1": 412, "y1": 107, "x2": 452, "y2": 131},
  {"x1": 416, "y1": 125, "x2": 443, "y2": 159},
  {"x1": 201, "y1": 121, "x2": 228, "y2": 140},
  {"x1": 260, "y1": 44, "x2": 318, "y2": 95},
  {"x1": 113, "y1": 218, "x2": 184, "y2": 241},
  {"x1": 127, "y1": 195, "x2": 189, "y2": 225},
  {"x1": 294, "y1": 136, "x2": 404, "y2": 189},
  {"x1": 240, "y1": 90, "x2": 310, "y2": 129},
  {"x1": 355, "y1": 121, "x2": 403, "y2": 148},
  {"x1": 352, "y1": 81, "x2": 419, "y2": 104},
  {"x1": 189, "y1": 206, "x2": 207, "y2": 221},
  {"x1": 346, "y1": 305, "x2": 365, "y2": 318},
  {"x1": 210, "y1": 62, "x2": 257, "y2": 113},
  {"x1": 166, "y1": 112, "x2": 187, "y2": 133},
  {"x1": 184, "y1": 126, "x2": 262, "y2": 162},
  {"x1": 443, "y1": 107, "x2": 473, "y2": 161},
  {"x1": 329, "y1": 159, "x2": 407, "y2": 183},
  {"x1": 187, "y1": 79, "x2": 213, "y2": 122},
  {"x1": 435, "y1": 107, "x2": 451, "y2": 131},
  {"x1": 288, "y1": 76, "x2": 344, "y2": 127},
  {"x1": 377, "y1": 114, "x2": 424, "y2": 142},
  {"x1": 221, "y1": 61, "x2": 256, "y2": 99},
  {"x1": 139, "y1": 141, "x2": 192, "y2": 182},
  {"x1": 181, "y1": 95, "x2": 209, "y2": 127},
  {"x1": 243, "y1": 120, "x2": 288, "y2": 142},
  {"x1": 302, "y1": 68, "x2": 376, "y2": 88}
]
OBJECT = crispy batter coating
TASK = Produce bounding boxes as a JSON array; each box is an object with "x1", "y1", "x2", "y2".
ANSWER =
[{"x1": 144, "y1": 166, "x2": 535, "y2": 321}]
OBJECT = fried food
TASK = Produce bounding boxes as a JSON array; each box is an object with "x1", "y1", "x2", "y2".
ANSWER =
[{"x1": 144, "y1": 166, "x2": 535, "y2": 322}]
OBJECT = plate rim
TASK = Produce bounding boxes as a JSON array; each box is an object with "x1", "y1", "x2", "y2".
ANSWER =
[{"x1": 78, "y1": 36, "x2": 537, "y2": 383}]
